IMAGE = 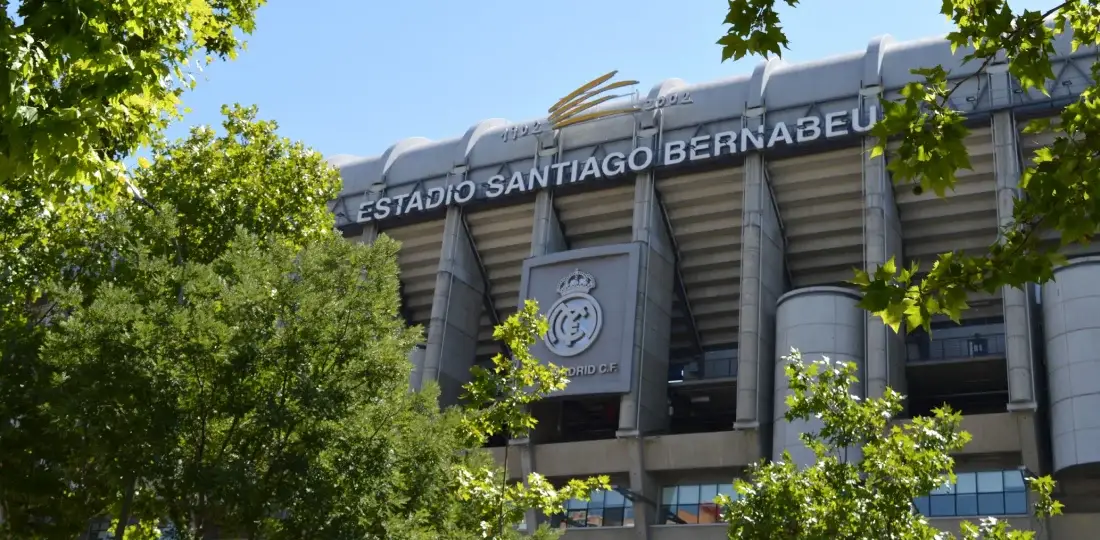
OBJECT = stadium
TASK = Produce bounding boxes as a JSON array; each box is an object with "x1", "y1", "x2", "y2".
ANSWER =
[{"x1": 328, "y1": 30, "x2": 1100, "y2": 539}]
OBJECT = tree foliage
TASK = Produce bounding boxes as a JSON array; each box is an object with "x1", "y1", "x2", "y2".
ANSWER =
[
  {"x1": 1, "y1": 0, "x2": 264, "y2": 335},
  {"x1": 0, "y1": 91, "x2": 605, "y2": 537},
  {"x1": 0, "y1": 103, "x2": 343, "y2": 539},
  {"x1": 721, "y1": 350, "x2": 1063, "y2": 540},
  {"x1": 718, "y1": 0, "x2": 1100, "y2": 332}
]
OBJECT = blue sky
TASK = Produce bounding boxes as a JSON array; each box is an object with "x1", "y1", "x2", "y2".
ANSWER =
[{"x1": 170, "y1": 0, "x2": 1052, "y2": 159}]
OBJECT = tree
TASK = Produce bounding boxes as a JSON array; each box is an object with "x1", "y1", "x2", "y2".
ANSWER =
[
  {"x1": 1, "y1": 0, "x2": 266, "y2": 334},
  {"x1": 720, "y1": 350, "x2": 1063, "y2": 539},
  {"x1": 36, "y1": 223, "x2": 602, "y2": 539},
  {"x1": 5, "y1": 100, "x2": 603, "y2": 538},
  {"x1": 0, "y1": 104, "x2": 342, "y2": 539},
  {"x1": 718, "y1": 0, "x2": 1098, "y2": 331}
]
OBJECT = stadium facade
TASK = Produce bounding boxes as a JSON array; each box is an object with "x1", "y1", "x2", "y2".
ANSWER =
[{"x1": 328, "y1": 31, "x2": 1100, "y2": 539}]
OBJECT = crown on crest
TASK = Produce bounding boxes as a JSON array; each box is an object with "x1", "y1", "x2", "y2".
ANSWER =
[{"x1": 557, "y1": 269, "x2": 596, "y2": 296}]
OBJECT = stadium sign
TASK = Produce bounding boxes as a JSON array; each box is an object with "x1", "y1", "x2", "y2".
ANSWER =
[{"x1": 355, "y1": 71, "x2": 878, "y2": 224}]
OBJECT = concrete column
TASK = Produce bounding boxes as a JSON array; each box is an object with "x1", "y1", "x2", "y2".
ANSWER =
[
  {"x1": 773, "y1": 287, "x2": 865, "y2": 467},
  {"x1": 618, "y1": 171, "x2": 675, "y2": 436},
  {"x1": 530, "y1": 190, "x2": 567, "y2": 257},
  {"x1": 987, "y1": 63, "x2": 1038, "y2": 410},
  {"x1": 359, "y1": 223, "x2": 379, "y2": 244},
  {"x1": 422, "y1": 206, "x2": 485, "y2": 406},
  {"x1": 860, "y1": 86, "x2": 907, "y2": 403},
  {"x1": 735, "y1": 108, "x2": 787, "y2": 456},
  {"x1": 626, "y1": 437, "x2": 656, "y2": 540}
]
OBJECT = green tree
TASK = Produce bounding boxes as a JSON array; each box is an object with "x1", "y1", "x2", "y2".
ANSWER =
[
  {"x1": 37, "y1": 222, "x2": 602, "y2": 539},
  {"x1": 1, "y1": 0, "x2": 266, "y2": 332},
  {"x1": 7, "y1": 100, "x2": 602, "y2": 538},
  {"x1": 718, "y1": 0, "x2": 1098, "y2": 331},
  {"x1": 720, "y1": 350, "x2": 1063, "y2": 539},
  {"x1": 0, "y1": 104, "x2": 342, "y2": 539}
]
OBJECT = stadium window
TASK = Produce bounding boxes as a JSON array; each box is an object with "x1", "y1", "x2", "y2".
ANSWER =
[
  {"x1": 912, "y1": 470, "x2": 1028, "y2": 518},
  {"x1": 660, "y1": 483, "x2": 738, "y2": 524},
  {"x1": 549, "y1": 488, "x2": 634, "y2": 528}
]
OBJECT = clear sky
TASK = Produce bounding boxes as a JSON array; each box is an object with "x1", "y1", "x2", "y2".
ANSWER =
[{"x1": 169, "y1": 0, "x2": 1053, "y2": 160}]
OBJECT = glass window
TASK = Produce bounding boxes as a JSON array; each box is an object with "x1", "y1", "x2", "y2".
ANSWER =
[
  {"x1": 912, "y1": 469, "x2": 1029, "y2": 518},
  {"x1": 977, "y1": 471, "x2": 1004, "y2": 493},
  {"x1": 956, "y1": 473, "x2": 976, "y2": 494},
  {"x1": 552, "y1": 488, "x2": 633, "y2": 529},
  {"x1": 661, "y1": 483, "x2": 738, "y2": 525}
]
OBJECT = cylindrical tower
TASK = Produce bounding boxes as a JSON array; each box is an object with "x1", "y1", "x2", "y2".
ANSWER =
[
  {"x1": 1042, "y1": 255, "x2": 1100, "y2": 474},
  {"x1": 773, "y1": 286, "x2": 865, "y2": 466}
]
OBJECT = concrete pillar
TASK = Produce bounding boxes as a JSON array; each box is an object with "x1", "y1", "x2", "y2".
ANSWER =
[
  {"x1": 422, "y1": 207, "x2": 484, "y2": 406},
  {"x1": 773, "y1": 287, "x2": 865, "y2": 467},
  {"x1": 860, "y1": 85, "x2": 907, "y2": 403},
  {"x1": 531, "y1": 190, "x2": 567, "y2": 257},
  {"x1": 359, "y1": 223, "x2": 379, "y2": 244},
  {"x1": 618, "y1": 171, "x2": 675, "y2": 436},
  {"x1": 735, "y1": 107, "x2": 787, "y2": 460},
  {"x1": 988, "y1": 63, "x2": 1038, "y2": 411},
  {"x1": 626, "y1": 437, "x2": 656, "y2": 540}
]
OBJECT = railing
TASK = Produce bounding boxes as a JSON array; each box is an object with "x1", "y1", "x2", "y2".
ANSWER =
[
  {"x1": 669, "y1": 350, "x2": 738, "y2": 382},
  {"x1": 906, "y1": 333, "x2": 1006, "y2": 362}
]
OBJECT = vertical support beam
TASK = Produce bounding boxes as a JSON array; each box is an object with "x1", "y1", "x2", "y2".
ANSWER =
[
  {"x1": 735, "y1": 107, "x2": 787, "y2": 464},
  {"x1": 530, "y1": 190, "x2": 568, "y2": 257},
  {"x1": 988, "y1": 62, "x2": 1043, "y2": 476},
  {"x1": 860, "y1": 85, "x2": 907, "y2": 403},
  {"x1": 422, "y1": 206, "x2": 485, "y2": 406},
  {"x1": 988, "y1": 63, "x2": 1039, "y2": 412},
  {"x1": 619, "y1": 171, "x2": 676, "y2": 436},
  {"x1": 626, "y1": 436, "x2": 656, "y2": 540},
  {"x1": 359, "y1": 223, "x2": 379, "y2": 244}
]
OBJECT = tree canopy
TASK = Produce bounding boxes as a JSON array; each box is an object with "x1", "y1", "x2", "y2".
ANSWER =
[
  {"x1": 2, "y1": 74, "x2": 602, "y2": 539},
  {"x1": 719, "y1": 0, "x2": 1100, "y2": 332}
]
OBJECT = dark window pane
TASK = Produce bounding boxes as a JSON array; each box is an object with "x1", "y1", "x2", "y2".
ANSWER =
[
  {"x1": 549, "y1": 515, "x2": 564, "y2": 529},
  {"x1": 956, "y1": 494, "x2": 979, "y2": 516},
  {"x1": 930, "y1": 494, "x2": 955, "y2": 517},
  {"x1": 678, "y1": 504, "x2": 700, "y2": 524},
  {"x1": 914, "y1": 496, "x2": 930, "y2": 516},
  {"x1": 1005, "y1": 492, "x2": 1028, "y2": 515},
  {"x1": 978, "y1": 493, "x2": 1005, "y2": 515},
  {"x1": 604, "y1": 507, "x2": 625, "y2": 527},
  {"x1": 567, "y1": 510, "x2": 587, "y2": 527}
]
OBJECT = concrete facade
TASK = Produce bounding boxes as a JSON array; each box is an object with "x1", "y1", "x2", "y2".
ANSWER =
[{"x1": 335, "y1": 29, "x2": 1100, "y2": 540}]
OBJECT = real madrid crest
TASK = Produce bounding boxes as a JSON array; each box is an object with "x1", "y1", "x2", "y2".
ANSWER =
[{"x1": 544, "y1": 269, "x2": 603, "y2": 357}]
